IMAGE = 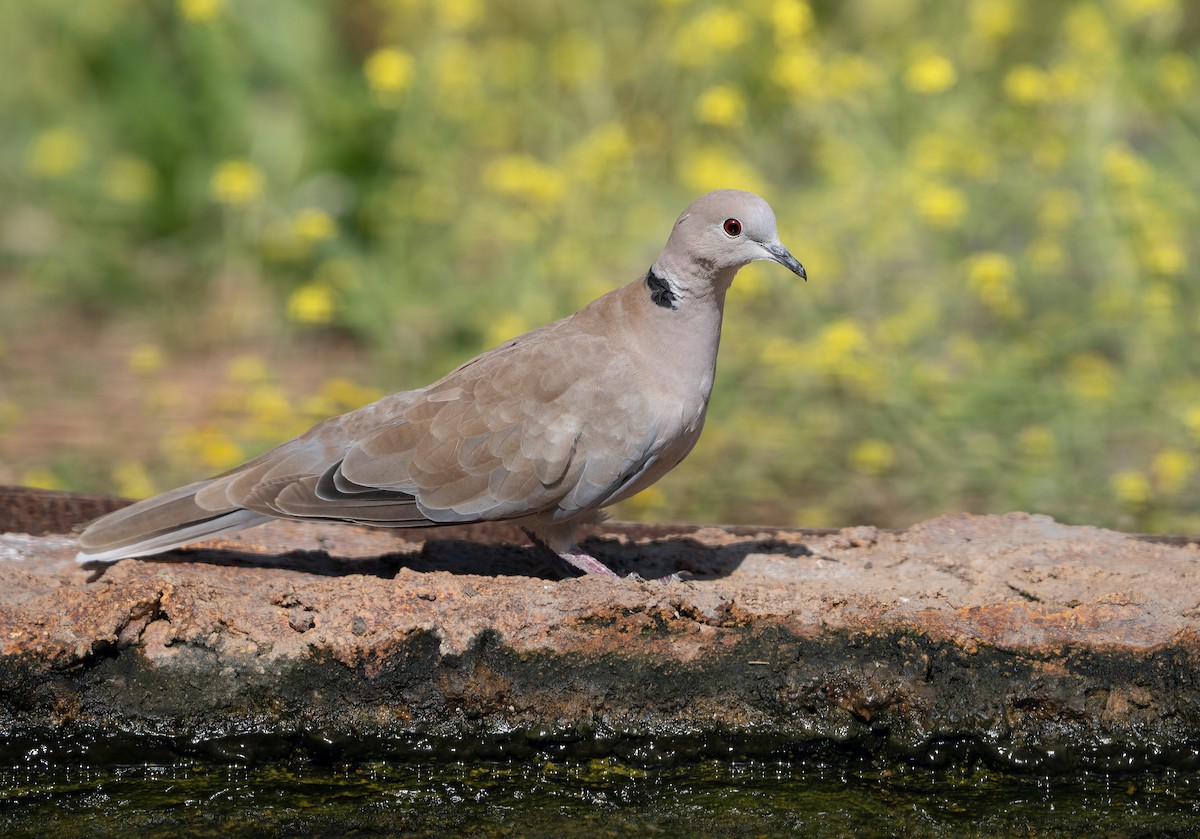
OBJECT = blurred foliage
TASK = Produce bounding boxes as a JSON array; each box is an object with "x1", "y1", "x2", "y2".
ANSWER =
[{"x1": 2, "y1": 0, "x2": 1200, "y2": 532}]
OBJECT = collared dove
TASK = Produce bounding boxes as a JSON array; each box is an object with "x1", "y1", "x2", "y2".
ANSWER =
[{"x1": 76, "y1": 189, "x2": 806, "y2": 576}]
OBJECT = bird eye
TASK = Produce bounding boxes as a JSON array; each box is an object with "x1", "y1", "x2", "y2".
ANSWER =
[{"x1": 723, "y1": 218, "x2": 742, "y2": 237}]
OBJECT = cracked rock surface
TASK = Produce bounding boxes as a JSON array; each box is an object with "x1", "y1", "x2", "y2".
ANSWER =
[{"x1": 1, "y1": 486, "x2": 1199, "y2": 771}]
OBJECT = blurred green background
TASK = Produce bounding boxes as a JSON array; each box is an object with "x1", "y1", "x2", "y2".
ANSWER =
[{"x1": 1, "y1": 0, "x2": 1198, "y2": 533}]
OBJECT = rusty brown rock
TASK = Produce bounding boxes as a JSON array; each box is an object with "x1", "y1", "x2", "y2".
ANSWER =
[{"x1": 1, "y1": 486, "x2": 1198, "y2": 770}]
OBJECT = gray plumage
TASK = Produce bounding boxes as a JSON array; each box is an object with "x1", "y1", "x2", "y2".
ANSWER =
[{"x1": 76, "y1": 189, "x2": 806, "y2": 576}]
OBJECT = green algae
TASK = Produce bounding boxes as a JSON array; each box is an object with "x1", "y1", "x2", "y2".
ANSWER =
[{"x1": 2, "y1": 759, "x2": 1198, "y2": 838}]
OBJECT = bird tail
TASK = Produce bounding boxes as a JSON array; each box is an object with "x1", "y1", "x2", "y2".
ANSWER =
[{"x1": 74, "y1": 479, "x2": 270, "y2": 563}]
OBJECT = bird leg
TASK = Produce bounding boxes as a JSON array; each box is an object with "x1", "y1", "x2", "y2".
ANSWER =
[{"x1": 523, "y1": 528, "x2": 618, "y2": 577}]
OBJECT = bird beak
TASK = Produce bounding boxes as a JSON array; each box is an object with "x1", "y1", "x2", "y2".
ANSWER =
[{"x1": 763, "y1": 241, "x2": 807, "y2": 280}]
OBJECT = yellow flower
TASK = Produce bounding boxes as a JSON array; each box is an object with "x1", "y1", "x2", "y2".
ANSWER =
[
  {"x1": 128, "y1": 343, "x2": 165, "y2": 376},
  {"x1": 969, "y1": 0, "x2": 1018, "y2": 42},
  {"x1": 484, "y1": 311, "x2": 531, "y2": 348},
  {"x1": 483, "y1": 155, "x2": 566, "y2": 206},
  {"x1": 966, "y1": 252, "x2": 1023, "y2": 318},
  {"x1": 181, "y1": 428, "x2": 243, "y2": 471},
  {"x1": 672, "y1": 7, "x2": 749, "y2": 66},
  {"x1": 1016, "y1": 426, "x2": 1057, "y2": 461},
  {"x1": 1037, "y1": 189, "x2": 1080, "y2": 231},
  {"x1": 1111, "y1": 469, "x2": 1151, "y2": 508},
  {"x1": 915, "y1": 183, "x2": 967, "y2": 228},
  {"x1": 246, "y1": 384, "x2": 292, "y2": 427},
  {"x1": 1003, "y1": 64, "x2": 1050, "y2": 104},
  {"x1": 1026, "y1": 238, "x2": 1066, "y2": 274},
  {"x1": 1114, "y1": 0, "x2": 1180, "y2": 23},
  {"x1": 320, "y1": 378, "x2": 384, "y2": 412},
  {"x1": 1065, "y1": 3, "x2": 1115, "y2": 57},
  {"x1": 435, "y1": 0, "x2": 482, "y2": 31},
  {"x1": 620, "y1": 485, "x2": 668, "y2": 521},
  {"x1": 210, "y1": 159, "x2": 264, "y2": 206},
  {"x1": 27, "y1": 128, "x2": 85, "y2": 178},
  {"x1": 432, "y1": 40, "x2": 482, "y2": 117},
  {"x1": 364, "y1": 47, "x2": 415, "y2": 101},
  {"x1": 850, "y1": 439, "x2": 895, "y2": 476},
  {"x1": 1185, "y1": 406, "x2": 1200, "y2": 444},
  {"x1": 1155, "y1": 54, "x2": 1195, "y2": 102},
  {"x1": 1066, "y1": 352, "x2": 1115, "y2": 402},
  {"x1": 679, "y1": 146, "x2": 765, "y2": 196},
  {"x1": 227, "y1": 354, "x2": 269, "y2": 385},
  {"x1": 770, "y1": 0, "x2": 814, "y2": 41},
  {"x1": 292, "y1": 209, "x2": 336, "y2": 244},
  {"x1": 695, "y1": 85, "x2": 747, "y2": 128},
  {"x1": 112, "y1": 461, "x2": 156, "y2": 500},
  {"x1": 20, "y1": 468, "x2": 63, "y2": 491},
  {"x1": 1152, "y1": 448, "x2": 1193, "y2": 496},
  {"x1": 904, "y1": 51, "x2": 957, "y2": 94},
  {"x1": 1139, "y1": 239, "x2": 1186, "y2": 276},
  {"x1": 1101, "y1": 143, "x2": 1152, "y2": 188},
  {"x1": 551, "y1": 31, "x2": 602, "y2": 88},
  {"x1": 772, "y1": 49, "x2": 824, "y2": 99},
  {"x1": 287, "y1": 283, "x2": 336, "y2": 325},
  {"x1": 178, "y1": 0, "x2": 222, "y2": 23},
  {"x1": 103, "y1": 156, "x2": 158, "y2": 204},
  {"x1": 565, "y1": 122, "x2": 633, "y2": 186},
  {"x1": 824, "y1": 53, "x2": 881, "y2": 100}
]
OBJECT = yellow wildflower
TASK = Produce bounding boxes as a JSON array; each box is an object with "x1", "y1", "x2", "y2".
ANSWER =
[
  {"x1": 904, "y1": 51, "x2": 957, "y2": 94},
  {"x1": 227, "y1": 354, "x2": 269, "y2": 385},
  {"x1": 565, "y1": 122, "x2": 633, "y2": 186},
  {"x1": 292, "y1": 209, "x2": 336, "y2": 245},
  {"x1": 695, "y1": 85, "x2": 747, "y2": 128},
  {"x1": 770, "y1": 0, "x2": 814, "y2": 41},
  {"x1": 1152, "y1": 448, "x2": 1193, "y2": 496},
  {"x1": 1155, "y1": 54, "x2": 1195, "y2": 102},
  {"x1": 1114, "y1": 0, "x2": 1180, "y2": 23},
  {"x1": 1016, "y1": 426, "x2": 1057, "y2": 461},
  {"x1": 128, "y1": 343, "x2": 165, "y2": 376},
  {"x1": 1139, "y1": 239, "x2": 1186, "y2": 276},
  {"x1": 551, "y1": 31, "x2": 602, "y2": 88},
  {"x1": 484, "y1": 311, "x2": 531, "y2": 348},
  {"x1": 246, "y1": 384, "x2": 292, "y2": 428},
  {"x1": 1064, "y1": 3, "x2": 1115, "y2": 57},
  {"x1": 435, "y1": 0, "x2": 482, "y2": 31},
  {"x1": 679, "y1": 146, "x2": 765, "y2": 196},
  {"x1": 969, "y1": 0, "x2": 1018, "y2": 42},
  {"x1": 21, "y1": 468, "x2": 62, "y2": 491},
  {"x1": 672, "y1": 8, "x2": 749, "y2": 66},
  {"x1": 182, "y1": 428, "x2": 243, "y2": 472},
  {"x1": 1101, "y1": 143, "x2": 1152, "y2": 188},
  {"x1": 364, "y1": 47, "x2": 415, "y2": 101},
  {"x1": 112, "y1": 461, "x2": 156, "y2": 500},
  {"x1": 772, "y1": 49, "x2": 824, "y2": 99},
  {"x1": 178, "y1": 0, "x2": 222, "y2": 23},
  {"x1": 482, "y1": 155, "x2": 566, "y2": 206},
  {"x1": 966, "y1": 252, "x2": 1023, "y2": 318},
  {"x1": 1111, "y1": 469, "x2": 1151, "y2": 508},
  {"x1": 850, "y1": 439, "x2": 895, "y2": 476},
  {"x1": 210, "y1": 159, "x2": 264, "y2": 206},
  {"x1": 1026, "y1": 238, "x2": 1066, "y2": 274},
  {"x1": 1003, "y1": 64, "x2": 1050, "y2": 104},
  {"x1": 915, "y1": 183, "x2": 967, "y2": 228},
  {"x1": 321, "y1": 378, "x2": 384, "y2": 412},
  {"x1": 287, "y1": 283, "x2": 336, "y2": 325},
  {"x1": 621, "y1": 485, "x2": 667, "y2": 521},
  {"x1": 1037, "y1": 189, "x2": 1080, "y2": 231},
  {"x1": 104, "y1": 156, "x2": 158, "y2": 204},
  {"x1": 1184, "y1": 407, "x2": 1200, "y2": 444},
  {"x1": 1066, "y1": 352, "x2": 1115, "y2": 402},
  {"x1": 27, "y1": 128, "x2": 85, "y2": 178}
]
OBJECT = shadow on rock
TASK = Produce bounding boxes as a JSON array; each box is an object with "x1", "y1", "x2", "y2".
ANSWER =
[{"x1": 79, "y1": 535, "x2": 807, "y2": 582}]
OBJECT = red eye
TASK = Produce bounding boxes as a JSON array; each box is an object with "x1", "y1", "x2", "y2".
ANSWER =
[{"x1": 723, "y1": 218, "x2": 742, "y2": 236}]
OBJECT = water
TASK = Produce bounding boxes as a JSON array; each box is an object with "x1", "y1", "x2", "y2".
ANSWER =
[{"x1": 2, "y1": 758, "x2": 1198, "y2": 838}]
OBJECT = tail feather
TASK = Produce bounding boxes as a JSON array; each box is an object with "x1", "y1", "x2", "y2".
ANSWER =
[{"x1": 74, "y1": 479, "x2": 270, "y2": 563}]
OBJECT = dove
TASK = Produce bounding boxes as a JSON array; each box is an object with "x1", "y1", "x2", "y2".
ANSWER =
[{"x1": 75, "y1": 189, "x2": 806, "y2": 576}]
